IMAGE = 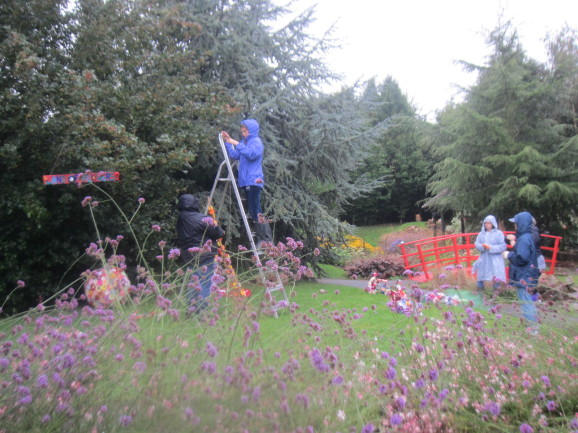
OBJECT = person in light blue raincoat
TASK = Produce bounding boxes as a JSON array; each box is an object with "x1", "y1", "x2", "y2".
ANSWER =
[
  {"x1": 473, "y1": 215, "x2": 507, "y2": 292},
  {"x1": 504, "y1": 211, "x2": 540, "y2": 326}
]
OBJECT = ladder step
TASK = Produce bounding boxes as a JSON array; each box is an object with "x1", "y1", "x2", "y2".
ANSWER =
[{"x1": 267, "y1": 284, "x2": 285, "y2": 293}]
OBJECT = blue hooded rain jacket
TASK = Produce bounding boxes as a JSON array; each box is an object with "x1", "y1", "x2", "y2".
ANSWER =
[
  {"x1": 507, "y1": 212, "x2": 540, "y2": 285},
  {"x1": 224, "y1": 119, "x2": 265, "y2": 188}
]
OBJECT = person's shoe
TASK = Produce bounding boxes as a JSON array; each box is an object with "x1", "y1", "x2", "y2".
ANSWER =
[{"x1": 526, "y1": 326, "x2": 539, "y2": 336}]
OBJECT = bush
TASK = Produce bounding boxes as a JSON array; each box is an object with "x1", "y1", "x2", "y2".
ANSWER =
[{"x1": 344, "y1": 255, "x2": 405, "y2": 279}]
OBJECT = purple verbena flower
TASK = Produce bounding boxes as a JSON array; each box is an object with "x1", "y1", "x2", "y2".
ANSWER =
[
  {"x1": 295, "y1": 393, "x2": 309, "y2": 409},
  {"x1": 133, "y1": 362, "x2": 146, "y2": 373},
  {"x1": 19, "y1": 395, "x2": 32, "y2": 405},
  {"x1": 362, "y1": 423, "x2": 375, "y2": 433},
  {"x1": 541, "y1": 375, "x2": 551, "y2": 387},
  {"x1": 332, "y1": 375, "x2": 344, "y2": 385},
  {"x1": 168, "y1": 248, "x2": 181, "y2": 259},
  {"x1": 252, "y1": 386, "x2": 261, "y2": 402},
  {"x1": 309, "y1": 348, "x2": 329, "y2": 373},
  {"x1": 206, "y1": 342, "x2": 218, "y2": 358},
  {"x1": 120, "y1": 415, "x2": 133, "y2": 426},
  {"x1": 202, "y1": 216, "x2": 217, "y2": 227},
  {"x1": 519, "y1": 423, "x2": 533, "y2": 433},
  {"x1": 390, "y1": 414, "x2": 403, "y2": 426},
  {"x1": 36, "y1": 374, "x2": 48, "y2": 388},
  {"x1": 485, "y1": 402, "x2": 500, "y2": 416},
  {"x1": 386, "y1": 367, "x2": 396, "y2": 380}
]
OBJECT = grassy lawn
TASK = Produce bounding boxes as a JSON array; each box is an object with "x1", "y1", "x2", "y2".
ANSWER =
[
  {"x1": 315, "y1": 263, "x2": 348, "y2": 279},
  {"x1": 3, "y1": 221, "x2": 577, "y2": 433},
  {"x1": 257, "y1": 282, "x2": 422, "y2": 342},
  {"x1": 2, "y1": 276, "x2": 577, "y2": 433},
  {"x1": 354, "y1": 222, "x2": 427, "y2": 247}
]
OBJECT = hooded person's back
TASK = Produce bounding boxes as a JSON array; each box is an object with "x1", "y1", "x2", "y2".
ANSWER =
[{"x1": 176, "y1": 194, "x2": 224, "y2": 266}]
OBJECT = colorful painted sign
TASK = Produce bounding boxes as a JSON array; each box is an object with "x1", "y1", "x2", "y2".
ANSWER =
[{"x1": 43, "y1": 171, "x2": 120, "y2": 185}]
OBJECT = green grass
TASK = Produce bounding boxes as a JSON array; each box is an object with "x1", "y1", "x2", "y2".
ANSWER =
[
  {"x1": 354, "y1": 222, "x2": 427, "y2": 247},
  {"x1": 315, "y1": 263, "x2": 348, "y2": 279},
  {"x1": 3, "y1": 278, "x2": 577, "y2": 433},
  {"x1": 258, "y1": 282, "x2": 419, "y2": 341}
]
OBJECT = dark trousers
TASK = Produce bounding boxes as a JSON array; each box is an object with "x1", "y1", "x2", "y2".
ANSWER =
[
  {"x1": 243, "y1": 186, "x2": 272, "y2": 245},
  {"x1": 243, "y1": 186, "x2": 263, "y2": 221}
]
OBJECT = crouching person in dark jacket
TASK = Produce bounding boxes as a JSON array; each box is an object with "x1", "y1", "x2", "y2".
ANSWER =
[{"x1": 176, "y1": 194, "x2": 225, "y2": 312}]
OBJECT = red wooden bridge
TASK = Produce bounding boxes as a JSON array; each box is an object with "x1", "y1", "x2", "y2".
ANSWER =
[{"x1": 399, "y1": 232, "x2": 562, "y2": 282}]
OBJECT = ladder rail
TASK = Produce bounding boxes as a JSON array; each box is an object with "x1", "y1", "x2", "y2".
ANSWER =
[{"x1": 206, "y1": 133, "x2": 289, "y2": 317}]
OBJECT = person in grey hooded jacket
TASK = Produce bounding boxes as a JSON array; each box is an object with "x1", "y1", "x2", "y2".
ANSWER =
[
  {"x1": 473, "y1": 215, "x2": 507, "y2": 293},
  {"x1": 504, "y1": 211, "x2": 540, "y2": 326}
]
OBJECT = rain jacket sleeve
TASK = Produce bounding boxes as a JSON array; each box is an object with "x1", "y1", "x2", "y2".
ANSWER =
[
  {"x1": 507, "y1": 235, "x2": 533, "y2": 268},
  {"x1": 235, "y1": 137, "x2": 263, "y2": 161},
  {"x1": 506, "y1": 212, "x2": 540, "y2": 284},
  {"x1": 225, "y1": 142, "x2": 240, "y2": 160},
  {"x1": 474, "y1": 234, "x2": 486, "y2": 253},
  {"x1": 205, "y1": 224, "x2": 225, "y2": 242}
]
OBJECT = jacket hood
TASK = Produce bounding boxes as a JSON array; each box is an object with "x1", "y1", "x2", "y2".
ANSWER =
[
  {"x1": 482, "y1": 215, "x2": 498, "y2": 231},
  {"x1": 178, "y1": 194, "x2": 199, "y2": 212},
  {"x1": 241, "y1": 118, "x2": 260, "y2": 138},
  {"x1": 510, "y1": 211, "x2": 533, "y2": 235}
]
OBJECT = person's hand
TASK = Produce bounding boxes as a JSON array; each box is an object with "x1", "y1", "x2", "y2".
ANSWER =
[
  {"x1": 482, "y1": 243, "x2": 490, "y2": 250},
  {"x1": 502, "y1": 251, "x2": 509, "y2": 260},
  {"x1": 506, "y1": 234, "x2": 516, "y2": 241},
  {"x1": 221, "y1": 131, "x2": 231, "y2": 142}
]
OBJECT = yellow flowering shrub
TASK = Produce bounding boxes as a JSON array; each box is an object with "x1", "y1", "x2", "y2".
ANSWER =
[{"x1": 318, "y1": 235, "x2": 379, "y2": 254}]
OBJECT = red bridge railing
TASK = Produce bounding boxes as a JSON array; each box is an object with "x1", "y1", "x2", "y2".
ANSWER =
[{"x1": 398, "y1": 232, "x2": 562, "y2": 282}]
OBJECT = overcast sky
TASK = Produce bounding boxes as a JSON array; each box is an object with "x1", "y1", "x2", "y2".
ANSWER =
[{"x1": 284, "y1": 0, "x2": 577, "y2": 121}]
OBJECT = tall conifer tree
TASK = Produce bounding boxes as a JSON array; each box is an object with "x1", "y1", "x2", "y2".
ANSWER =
[{"x1": 427, "y1": 22, "x2": 578, "y2": 230}]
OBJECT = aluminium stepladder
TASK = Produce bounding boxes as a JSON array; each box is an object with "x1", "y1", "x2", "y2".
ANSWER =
[{"x1": 205, "y1": 133, "x2": 289, "y2": 317}]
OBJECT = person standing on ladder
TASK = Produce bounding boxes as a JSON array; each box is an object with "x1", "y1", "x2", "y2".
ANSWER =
[{"x1": 221, "y1": 119, "x2": 273, "y2": 247}]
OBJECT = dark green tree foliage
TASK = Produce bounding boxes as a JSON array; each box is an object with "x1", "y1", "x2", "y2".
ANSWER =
[
  {"x1": 0, "y1": 0, "x2": 383, "y2": 312},
  {"x1": 1, "y1": 0, "x2": 237, "y2": 312},
  {"x1": 546, "y1": 27, "x2": 578, "y2": 136},
  {"x1": 427, "y1": 23, "x2": 578, "y2": 231},
  {"x1": 181, "y1": 1, "x2": 386, "y2": 244},
  {"x1": 344, "y1": 77, "x2": 434, "y2": 224},
  {"x1": 1, "y1": 0, "x2": 82, "y2": 310}
]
